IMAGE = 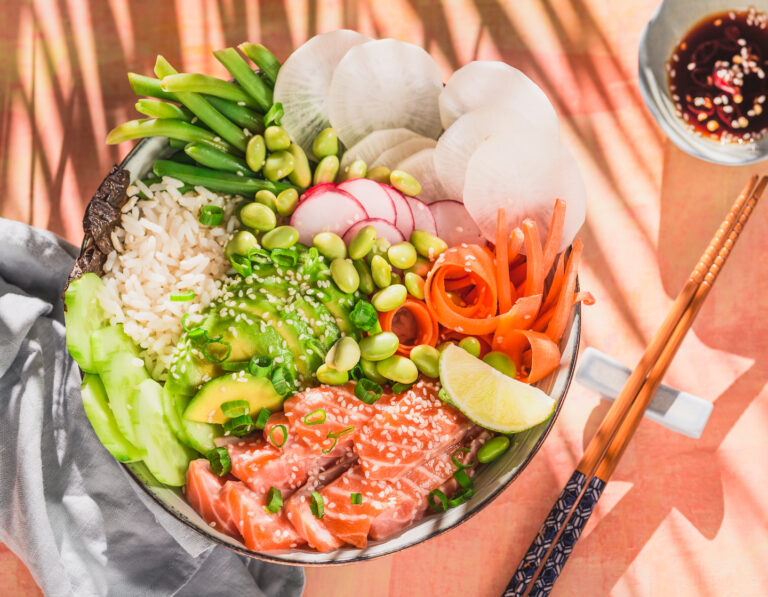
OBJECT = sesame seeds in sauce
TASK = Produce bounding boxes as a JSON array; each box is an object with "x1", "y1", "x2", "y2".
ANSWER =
[{"x1": 668, "y1": 7, "x2": 768, "y2": 142}]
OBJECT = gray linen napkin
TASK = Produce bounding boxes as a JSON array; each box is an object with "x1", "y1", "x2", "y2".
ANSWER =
[{"x1": 0, "y1": 218, "x2": 305, "y2": 597}]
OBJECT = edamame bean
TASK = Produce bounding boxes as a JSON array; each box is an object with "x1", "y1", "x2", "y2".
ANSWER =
[
  {"x1": 372, "y1": 284, "x2": 407, "y2": 312},
  {"x1": 406, "y1": 256, "x2": 431, "y2": 277},
  {"x1": 390, "y1": 272, "x2": 402, "y2": 285},
  {"x1": 354, "y1": 259, "x2": 375, "y2": 294},
  {"x1": 459, "y1": 337, "x2": 482, "y2": 357},
  {"x1": 367, "y1": 166, "x2": 391, "y2": 184},
  {"x1": 312, "y1": 127, "x2": 338, "y2": 159},
  {"x1": 359, "y1": 332, "x2": 399, "y2": 361},
  {"x1": 437, "y1": 341, "x2": 457, "y2": 353},
  {"x1": 330, "y1": 259, "x2": 360, "y2": 294},
  {"x1": 316, "y1": 363, "x2": 349, "y2": 385},
  {"x1": 313, "y1": 155, "x2": 340, "y2": 185},
  {"x1": 265, "y1": 125, "x2": 291, "y2": 151},
  {"x1": 409, "y1": 344, "x2": 440, "y2": 378},
  {"x1": 387, "y1": 242, "x2": 418, "y2": 269},
  {"x1": 341, "y1": 159, "x2": 367, "y2": 181},
  {"x1": 276, "y1": 188, "x2": 299, "y2": 217},
  {"x1": 376, "y1": 355, "x2": 418, "y2": 384},
  {"x1": 410, "y1": 230, "x2": 448, "y2": 260},
  {"x1": 261, "y1": 225, "x2": 299, "y2": 249},
  {"x1": 313, "y1": 232, "x2": 346, "y2": 260},
  {"x1": 404, "y1": 272, "x2": 425, "y2": 299},
  {"x1": 325, "y1": 336, "x2": 361, "y2": 372},
  {"x1": 263, "y1": 150, "x2": 295, "y2": 181},
  {"x1": 240, "y1": 202, "x2": 276, "y2": 231},
  {"x1": 348, "y1": 225, "x2": 378, "y2": 260},
  {"x1": 482, "y1": 351, "x2": 517, "y2": 377},
  {"x1": 246, "y1": 134, "x2": 266, "y2": 172},
  {"x1": 360, "y1": 357, "x2": 388, "y2": 384},
  {"x1": 255, "y1": 190, "x2": 277, "y2": 212},
  {"x1": 477, "y1": 435, "x2": 510, "y2": 463},
  {"x1": 370, "y1": 255, "x2": 392, "y2": 288},
  {"x1": 390, "y1": 169, "x2": 422, "y2": 196},
  {"x1": 225, "y1": 230, "x2": 259, "y2": 257},
  {"x1": 287, "y1": 143, "x2": 312, "y2": 189}
]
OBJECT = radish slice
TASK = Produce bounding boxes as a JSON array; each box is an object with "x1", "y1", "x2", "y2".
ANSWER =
[
  {"x1": 342, "y1": 218, "x2": 405, "y2": 245},
  {"x1": 435, "y1": 105, "x2": 558, "y2": 203},
  {"x1": 339, "y1": 128, "x2": 422, "y2": 173},
  {"x1": 395, "y1": 147, "x2": 447, "y2": 204},
  {"x1": 404, "y1": 196, "x2": 437, "y2": 236},
  {"x1": 439, "y1": 61, "x2": 559, "y2": 139},
  {"x1": 274, "y1": 30, "x2": 372, "y2": 155},
  {"x1": 463, "y1": 137, "x2": 586, "y2": 253},
  {"x1": 328, "y1": 39, "x2": 443, "y2": 147},
  {"x1": 337, "y1": 178, "x2": 396, "y2": 223},
  {"x1": 290, "y1": 187, "x2": 368, "y2": 245},
  {"x1": 382, "y1": 185, "x2": 415, "y2": 238},
  {"x1": 371, "y1": 137, "x2": 436, "y2": 169},
  {"x1": 429, "y1": 200, "x2": 485, "y2": 247}
]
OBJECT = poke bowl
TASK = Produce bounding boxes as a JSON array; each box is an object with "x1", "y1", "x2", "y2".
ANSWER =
[{"x1": 65, "y1": 31, "x2": 589, "y2": 565}]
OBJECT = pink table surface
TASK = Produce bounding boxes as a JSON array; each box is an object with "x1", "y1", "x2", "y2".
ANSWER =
[{"x1": 2, "y1": 1, "x2": 767, "y2": 595}]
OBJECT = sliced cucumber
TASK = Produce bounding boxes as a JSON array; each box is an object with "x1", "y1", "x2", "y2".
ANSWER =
[
  {"x1": 163, "y1": 386, "x2": 222, "y2": 454},
  {"x1": 91, "y1": 324, "x2": 139, "y2": 373},
  {"x1": 80, "y1": 374, "x2": 142, "y2": 463},
  {"x1": 64, "y1": 273, "x2": 109, "y2": 372},
  {"x1": 99, "y1": 352, "x2": 150, "y2": 446}
]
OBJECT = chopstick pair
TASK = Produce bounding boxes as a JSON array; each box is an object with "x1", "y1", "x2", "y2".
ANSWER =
[{"x1": 503, "y1": 175, "x2": 767, "y2": 597}]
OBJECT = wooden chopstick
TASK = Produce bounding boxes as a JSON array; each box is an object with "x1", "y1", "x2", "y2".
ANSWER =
[{"x1": 504, "y1": 176, "x2": 765, "y2": 597}]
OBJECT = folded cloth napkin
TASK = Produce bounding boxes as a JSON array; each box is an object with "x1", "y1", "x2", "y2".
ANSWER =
[{"x1": 0, "y1": 218, "x2": 305, "y2": 597}]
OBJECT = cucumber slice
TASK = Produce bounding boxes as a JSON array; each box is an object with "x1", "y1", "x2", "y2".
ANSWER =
[
  {"x1": 100, "y1": 352, "x2": 150, "y2": 446},
  {"x1": 163, "y1": 386, "x2": 222, "y2": 454},
  {"x1": 64, "y1": 273, "x2": 109, "y2": 372},
  {"x1": 133, "y1": 379, "x2": 195, "y2": 486},
  {"x1": 91, "y1": 325, "x2": 139, "y2": 373},
  {"x1": 80, "y1": 374, "x2": 142, "y2": 463}
]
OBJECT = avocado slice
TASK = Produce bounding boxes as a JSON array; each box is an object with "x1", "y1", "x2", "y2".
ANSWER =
[{"x1": 184, "y1": 372, "x2": 283, "y2": 425}]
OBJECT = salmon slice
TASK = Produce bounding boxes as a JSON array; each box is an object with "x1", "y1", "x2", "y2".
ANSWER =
[
  {"x1": 225, "y1": 481, "x2": 305, "y2": 551},
  {"x1": 354, "y1": 380, "x2": 470, "y2": 480},
  {"x1": 185, "y1": 459, "x2": 240, "y2": 538}
]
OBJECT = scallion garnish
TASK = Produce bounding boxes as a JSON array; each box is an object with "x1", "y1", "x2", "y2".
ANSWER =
[
  {"x1": 270, "y1": 366, "x2": 291, "y2": 397},
  {"x1": 247, "y1": 247, "x2": 272, "y2": 265},
  {"x1": 391, "y1": 382, "x2": 412, "y2": 394},
  {"x1": 451, "y1": 447, "x2": 475, "y2": 470},
  {"x1": 249, "y1": 355, "x2": 272, "y2": 377},
  {"x1": 199, "y1": 205, "x2": 224, "y2": 226},
  {"x1": 448, "y1": 487, "x2": 474, "y2": 508},
  {"x1": 181, "y1": 313, "x2": 205, "y2": 337},
  {"x1": 453, "y1": 469, "x2": 472, "y2": 490},
  {"x1": 230, "y1": 253, "x2": 252, "y2": 277},
  {"x1": 221, "y1": 400, "x2": 250, "y2": 418},
  {"x1": 270, "y1": 247, "x2": 298, "y2": 268},
  {"x1": 348, "y1": 362, "x2": 364, "y2": 381},
  {"x1": 428, "y1": 489, "x2": 448, "y2": 512},
  {"x1": 202, "y1": 338, "x2": 232, "y2": 363},
  {"x1": 350, "y1": 300, "x2": 380, "y2": 332},
  {"x1": 220, "y1": 361, "x2": 249, "y2": 372},
  {"x1": 253, "y1": 407, "x2": 271, "y2": 430},
  {"x1": 263, "y1": 102, "x2": 284, "y2": 127},
  {"x1": 310, "y1": 491, "x2": 324, "y2": 519},
  {"x1": 350, "y1": 493, "x2": 362, "y2": 505},
  {"x1": 265, "y1": 487, "x2": 283, "y2": 514},
  {"x1": 223, "y1": 414, "x2": 254, "y2": 436},
  {"x1": 322, "y1": 425, "x2": 355, "y2": 454},
  {"x1": 354, "y1": 379, "x2": 382, "y2": 405},
  {"x1": 269, "y1": 424, "x2": 288, "y2": 448},
  {"x1": 303, "y1": 408, "x2": 327, "y2": 426},
  {"x1": 206, "y1": 447, "x2": 231, "y2": 476},
  {"x1": 170, "y1": 290, "x2": 195, "y2": 302}
]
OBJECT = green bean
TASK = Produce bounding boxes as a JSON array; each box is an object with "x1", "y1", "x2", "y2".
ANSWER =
[
  {"x1": 313, "y1": 232, "x2": 346, "y2": 260},
  {"x1": 330, "y1": 259, "x2": 360, "y2": 294},
  {"x1": 482, "y1": 351, "x2": 517, "y2": 377},
  {"x1": 153, "y1": 159, "x2": 295, "y2": 195},
  {"x1": 477, "y1": 435, "x2": 510, "y2": 463},
  {"x1": 410, "y1": 230, "x2": 448, "y2": 260},
  {"x1": 205, "y1": 96, "x2": 264, "y2": 133},
  {"x1": 370, "y1": 255, "x2": 392, "y2": 288},
  {"x1": 349, "y1": 226, "x2": 377, "y2": 260},
  {"x1": 261, "y1": 226, "x2": 299, "y2": 249},
  {"x1": 326, "y1": 336, "x2": 361, "y2": 372},
  {"x1": 154, "y1": 56, "x2": 248, "y2": 152},
  {"x1": 276, "y1": 188, "x2": 299, "y2": 217},
  {"x1": 265, "y1": 126, "x2": 292, "y2": 151},
  {"x1": 184, "y1": 142, "x2": 253, "y2": 175},
  {"x1": 371, "y1": 284, "x2": 407, "y2": 312},
  {"x1": 287, "y1": 143, "x2": 312, "y2": 189},
  {"x1": 135, "y1": 98, "x2": 192, "y2": 121},
  {"x1": 376, "y1": 355, "x2": 418, "y2": 384},
  {"x1": 367, "y1": 166, "x2": 391, "y2": 184},
  {"x1": 354, "y1": 259, "x2": 375, "y2": 294},
  {"x1": 313, "y1": 155, "x2": 340, "y2": 185},
  {"x1": 404, "y1": 272, "x2": 425, "y2": 299},
  {"x1": 458, "y1": 337, "x2": 482, "y2": 358},
  {"x1": 359, "y1": 332, "x2": 399, "y2": 361},
  {"x1": 246, "y1": 135, "x2": 266, "y2": 172},
  {"x1": 160, "y1": 73, "x2": 260, "y2": 109},
  {"x1": 316, "y1": 364, "x2": 349, "y2": 385},
  {"x1": 390, "y1": 169, "x2": 422, "y2": 196},
  {"x1": 239, "y1": 42, "x2": 281, "y2": 86},
  {"x1": 312, "y1": 128, "x2": 338, "y2": 159},
  {"x1": 341, "y1": 159, "x2": 367, "y2": 181},
  {"x1": 128, "y1": 72, "x2": 179, "y2": 102},
  {"x1": 226, "y1": 230, "x2": 259, "y2": 257},
  {"x1": 255, "y1": 189, "x2": 278, "y2": 211},
  {"x1": 240, "y1": 202, "x2": 276, "y2": 231},
  {"x1": 107, "y1": 119, "x2": 235, "y2": 153},
  {"x1": 360, "y1": 357, "x2": 388, "y2": 384},
  {"x1": 409, "y1": 344, "x2": 440, "y2": 378},
  {"x1": 168, "y1": 138, "x2": 187, "y2": 150},
  {"x1": 213, "y1": 48, "x2": 273, "y2": 112},
  {"x1": 387, "y1": 242, "x2": 418, "y2": 269},
  {"x1": 264, "y1": 150, "x2": 295, "y2": 181}
]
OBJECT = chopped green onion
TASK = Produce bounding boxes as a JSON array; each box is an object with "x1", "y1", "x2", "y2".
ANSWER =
[
  {"x1": 350, "y1": 492, "x2": 363, "y2": 505},
  {"x1": 221, "y1": 399, "x2": 250, "y2": 418},
  {"x1": 453, "y1": 469, "x2": 472, "y2": 490},
  {"x1": 310, "y1": 491, "x2": 324, "y2": 519},
  {"x1": 223, "y1": 414, "x2": 254, "y2": 437},
  {"x1": 170, "y1": 290, "x2": 195, "y2": 302},
  {"x1": 448, "y1": 487, "x2": 474, "y2": 508},
  {"x1": 270, "y1": 247, "x2": 298, "y2": 268},
  {"x1": 300, "y1": 247, "x2": 324, "y2": 277},
  {"x1": 348, "y1": 362, "x2": 365, "y2": 381},
  {"x1": 269, "y1": 423, "x2": 288, "y2": 447},
  {"x1": 230, "y1": 253, "x2": 252, "y2": 277},
  {"x1": 451, "y1": 446, "x2": 475, "y2": 470},
  {"x1": 199, "y1": 204, "x2": 224, "y2": 226},
  {"x1": 248, "y1": 247, "x2": 272, "y2": 265},
  {"x1": 249, "y1": 355, "x2": 272, "y2": 377},
  {"x1": 391, "y1": 382, "x2": 413, "y2": 394},
  {"x1": 354, "y1": 379, "x2": 383, "y2": 405},
  {"x1": 263, "y1": 102, "x2": 284, "y2": 126},
  {"x1": 303, "y1": 408, "x2": 327, "y2": 426},
  {"x1": 265, "y1": 487, "x2": 283, "y2": 513},
  {"x1": 206, "y1": 447, "x2": 231, "y2": 476},
  {"x1": 350, "y1": 300, "x2": 379, "y2": 332},
  {"x1": 220, "y1": 361, "x2": 249, "y2": 372},
  {"x1": 322, "y1": 425, "x2": 354, "y2": 454},
  {"x1": 270, "y1": 366, "x2": 292, "y2": 397},
  {"x1": 428, "y1": 489, "x2": 448, "y2": 512},
  {"x1": 181, "y1": 313, "x2": 206, "y2": 338},
  {"x1": 202, "y1": 338, "x2": 232, "y2": 363},
  {"x1": 253, "y1": 407, "x2": 271, "y2": 429}
]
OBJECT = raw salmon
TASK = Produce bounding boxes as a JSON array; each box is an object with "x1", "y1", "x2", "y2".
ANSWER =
[{"x1": 185, "y1": 459, "x2": 240, "y2": 538}]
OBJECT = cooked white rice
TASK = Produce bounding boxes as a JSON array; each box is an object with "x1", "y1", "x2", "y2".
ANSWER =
[{"x1": 97, "y1": 176, "x2": 238, "y2": 379}]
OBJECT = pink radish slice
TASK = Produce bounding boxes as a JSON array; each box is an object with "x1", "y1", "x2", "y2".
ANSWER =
[
  {"x1": 404, "y1": 196, "x2": 437, "y2": 236},
  {"x1": 342, "y1": 218, "x2": 405, "y2": 245},
  {"x1": 429, "y1": 200, "x2": 485, "y2": 247},
  {"x1": 337, "y1": 178, "x2": 396, "y2": 223},
  {"x1": 382, "y1": 185, "x2": 414, "y2": 238},
  {"x1": 299, "y1": 182, "x2": 338, "y2": 202},
  {"x1": 290, "y1": 188, "x2": 368, "y2": 245}
]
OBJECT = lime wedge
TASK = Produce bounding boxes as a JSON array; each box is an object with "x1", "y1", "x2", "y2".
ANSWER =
[{"x1": 438, "y1": 344, "x2": 556, "y2": 433}]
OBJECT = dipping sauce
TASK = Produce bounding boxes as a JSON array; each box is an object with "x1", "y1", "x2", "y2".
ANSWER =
[{"x1": 667, "y1": 7, "x2": 768, "y2": 143}]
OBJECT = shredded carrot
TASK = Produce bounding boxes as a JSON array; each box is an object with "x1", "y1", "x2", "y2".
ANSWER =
[
  {"x1": 545, "y1": 239, "x2": 583, "y2": 343},
  {"x1": 379, "y1": 298, "x2": 439, "y2": 356},
  {"x1": 523, "y1": 220, "x2": 544, "y2": 297},
  {"x1": 574, "y1": 291, "x2": 595, "y2": 305},
  {"x1": 492, "y1": 294, "x2": 542, "y2": 353},
  {"x1": 542, "y1": 253, "x2": 565, "y2": 312},
  {"x1": 542, "y1": 199, "x2": 566, "y2": 275},
  {"x1": 496, "y1": 209, "x2": 512, "y2": 314},
  {"x1": 503, "y1": 329, "x2": 561, "y2": 383},
  {"x1": 507, "y1": 227, "x2": 524, "y2": 262}
]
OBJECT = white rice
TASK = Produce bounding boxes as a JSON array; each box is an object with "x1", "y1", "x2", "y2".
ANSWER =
[{"x1": 97, "y1": 176, "x2": 238, "y2": 379}]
